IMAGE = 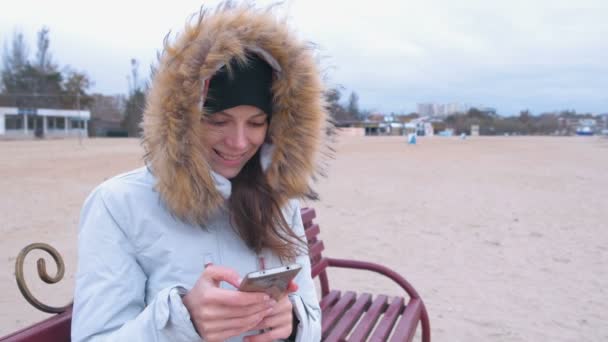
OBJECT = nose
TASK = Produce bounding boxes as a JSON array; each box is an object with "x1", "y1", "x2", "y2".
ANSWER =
[{"x1": 225, "y1": 124, "x2": 248, "y2": 150}]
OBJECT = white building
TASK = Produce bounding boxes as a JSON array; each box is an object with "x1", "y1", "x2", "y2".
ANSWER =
[
  {"x1": 417, "y1": 103, "x2": 434, "y2": 116},
  {"x1": 0, "y1": 107, "x2": 90, "y2": 139},
  {"x1": 418, "y1": 102, "x2": 465, "y2": 117},
  {"x1": 445, "y1": 103, "x2": 462, "y2": 115},
  {"x1": 433, "y1": 104, "x2": 446, "y2": 116}
]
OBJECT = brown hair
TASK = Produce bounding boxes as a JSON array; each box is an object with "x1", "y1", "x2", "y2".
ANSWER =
[{"x1": 229, "y1": 150, "x2": 307, "y2": 260}]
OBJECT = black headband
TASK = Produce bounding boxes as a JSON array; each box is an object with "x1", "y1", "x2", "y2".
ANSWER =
[{"x1": 203, "y1": 54, "x2": 273, "y2": 116}]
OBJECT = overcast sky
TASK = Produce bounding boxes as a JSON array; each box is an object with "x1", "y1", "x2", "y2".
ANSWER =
[{"x1": 1, "y1": 0, "x2": 607, "y2": 115}]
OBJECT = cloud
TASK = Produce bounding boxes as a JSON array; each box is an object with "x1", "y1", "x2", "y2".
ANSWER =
[{"x1": 1, "y1": 0, "x2": 606, "y2": 114}]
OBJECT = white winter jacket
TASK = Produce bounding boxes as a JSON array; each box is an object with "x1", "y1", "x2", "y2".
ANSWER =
[
  {"x1": 73, "y1": 4, "x2": 330, "y2": 341},
  {"x1": 72, "y1": 167, "x2": 321, "y2": 341}
]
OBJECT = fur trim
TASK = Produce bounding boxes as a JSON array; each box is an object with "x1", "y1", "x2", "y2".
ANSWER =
[{"x1": 142, "y1": 3, "x2": 329, "y2": 224}]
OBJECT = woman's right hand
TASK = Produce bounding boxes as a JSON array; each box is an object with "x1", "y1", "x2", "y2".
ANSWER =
[{"x1": 182, "y1": 264, "x2": 276, "y2": 342}]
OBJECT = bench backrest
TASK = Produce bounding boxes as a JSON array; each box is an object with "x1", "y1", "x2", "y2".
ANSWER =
[
  {"x1": 301, "y1": 207, "x2": 331, "y2": 297},
  {"x1": 0, "y1": 308, "x2": 71, "y2": 342}
]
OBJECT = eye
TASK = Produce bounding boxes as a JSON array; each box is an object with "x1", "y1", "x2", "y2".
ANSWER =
[
  {"x1": 209, "y1": 120, "x2": 228, "y2": 126},
  {"x1": 249, "y1": 120, "x2": 268, "y2": 127},
  {"x1": 202, "y1": 117, "x2": 228, "y2": 126}
]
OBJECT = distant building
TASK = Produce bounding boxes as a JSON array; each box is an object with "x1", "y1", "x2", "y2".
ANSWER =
[
  {"x1": 600, "y1": 113, "x2": 608, "y2": 130},
  {"x1": 471, "y1": 125, "x2": 480, "y2": 136},
  {"x1": 88, "y1": 94, "x2": 127, "y2": 137},
  {"x1": 478, "y1": 107, "x2": 497, "y2": 115},
  {"x1": 445, "y1": 103, "x2": 462, "y2": 115},
  {"x1": 433, "y1": 104, "x2": 445, "y2": 116},
  {"x1": 0, "y1": 107, "x2": 90, "y2": 139},
  {"x1": 403, "y1": 117, "x2": 434, "y2": 136},
  {"x1": 418, "y1": 102, "x2": 467, "y2": 117},
  {"x1": 367, "y1": 113, "x2": 386, "y2": 122},
  {"x1": 417, "y1": 103, "x2": 434, "y2": 116}
]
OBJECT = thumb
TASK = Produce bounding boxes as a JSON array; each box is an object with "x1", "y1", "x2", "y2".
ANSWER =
[
  {"x1": 287, "y1": 280, "x2": 299, "y2": 293},
  {"x1": 202, "y1": 264, "x2": 241, "y2": 288}
]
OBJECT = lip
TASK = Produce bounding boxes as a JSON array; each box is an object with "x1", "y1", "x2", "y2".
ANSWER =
[{"x1": 213, "y1": 149, "x2": 247, "y2": 167}]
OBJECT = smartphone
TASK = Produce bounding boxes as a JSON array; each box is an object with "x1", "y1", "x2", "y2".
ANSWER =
[{"x1": 238, "y1": 263, "x2": 302, "y2": 300}]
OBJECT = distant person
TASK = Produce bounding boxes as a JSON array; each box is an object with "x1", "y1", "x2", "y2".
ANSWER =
[
  {"x1": 71, "y1": 3, "x2": 327, "y2": 341},
  {"x1": 34, "y1": 125, "x2": 44, "y2": 139}
]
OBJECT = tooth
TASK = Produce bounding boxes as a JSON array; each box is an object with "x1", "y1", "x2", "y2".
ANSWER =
[{"x1": 219, "y1": 152, "x2": 240, "y2": 160}]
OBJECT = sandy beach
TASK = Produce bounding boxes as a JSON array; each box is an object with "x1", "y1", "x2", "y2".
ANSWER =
[{"x1": 1, "y1": 135, "x2": 607, "y2": 341}]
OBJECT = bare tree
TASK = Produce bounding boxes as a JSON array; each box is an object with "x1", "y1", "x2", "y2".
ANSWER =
[
  {"x1": 124, "y1": 59, "x2": 146, "y2": 137},
  {"x1": 347, "y1": 91, "x2": 360, "y2": 119},
  {"x1": 35, "y1": 27, "x2": 54, "y2": 72}
]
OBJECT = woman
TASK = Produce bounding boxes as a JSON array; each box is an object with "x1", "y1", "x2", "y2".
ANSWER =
[{"x1": 72, "y1": 3, "x2": 328, "y2": 341}]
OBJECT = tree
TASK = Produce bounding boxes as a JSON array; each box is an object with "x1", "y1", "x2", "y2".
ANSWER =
[
  {"x1": 1, "y1": 30, "x2": 29, "y2": 94},
  {"x1": 32, "y1": 27, "x2": 62, "y2": 98},
  {"x1": 347, "y1": 91, "x2": 360, "y2": 119},
  {"x1": 518, "y1": 109, "x2": 531, "y2": 123},
  {"x1": 62, "y1": 68, "x2": 93, "y2": 109},
  {"x1": 35, "y1": 27, "x2": 53, "y2": 72},
  {"x1": 0, "y1": 27, "x2": 95, "y2": 110},
  {"x1": 324, "y1": 87, "x2": 366, "y2": 123},
  {"x1": 324, "y1": 86, "x2": 346, "y2": 122},
  {"x1": 124, "y1": 59, "x2": 147, "y2": 137},
  {"x1": 0, "y1": 28, "x2": 70, "y2": 108}
]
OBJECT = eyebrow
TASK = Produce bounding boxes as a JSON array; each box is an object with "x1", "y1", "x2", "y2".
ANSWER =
[{"x1": 216, "y1": 110, "x2": 267, "y2": 118}]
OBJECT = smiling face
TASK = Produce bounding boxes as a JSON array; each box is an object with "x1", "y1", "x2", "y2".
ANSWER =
[{"x1": 201, "y1": 105, "x2": 269, "y2": 179}]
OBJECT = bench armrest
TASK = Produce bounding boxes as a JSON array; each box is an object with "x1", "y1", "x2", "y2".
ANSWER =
[
  {"x1": 324, "y1": 257, "x2": 431, "y2": 342},
  {"x1": 325, "y1": 257, "x2": 421, "y2": 299}
]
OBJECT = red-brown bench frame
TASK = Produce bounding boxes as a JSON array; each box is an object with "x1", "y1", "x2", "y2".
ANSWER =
[
  {"x1": 302, "y1": 208, "x2": 430, "y2": 341},
  {"x1": 1, "y1": 207, "x2": 430, "y2": 341}
]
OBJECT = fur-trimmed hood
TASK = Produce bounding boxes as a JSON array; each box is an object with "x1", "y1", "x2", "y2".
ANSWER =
[{"x1": 141, "y1": 3, "x2": 329, "y2": 225}]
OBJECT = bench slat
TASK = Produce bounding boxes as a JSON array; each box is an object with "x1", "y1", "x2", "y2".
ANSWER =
[
  {"x1": 308, "y1": 240, "x2": 324, "y2": 260},
  {"x1": 321, "y1": 291, "x2": 356, "y2": 339},
  {"x1": 348, "y1": 294, "x2": 388, "y2": 342},
  {"x1": 319, "y1": 290, "x2": 341, "y2": 311},
  {"x1": 390, "y1": 298, "x2": 422, "y2": 342},
  {"x1": 311, "y1": 258, "x2": 328, "y2": 278},
  {"x1": 300, "y1": 207, "x2": 316, "y2": 226},
  {"x1": 324, "y1": 292, "x2": 372, "y2": 342},
  {"x1": 370, "y1": 297, "x2": 405, "y2": 341},
  {"x1": 304, "y1": 223, "x2": 320, "y2": 241}
]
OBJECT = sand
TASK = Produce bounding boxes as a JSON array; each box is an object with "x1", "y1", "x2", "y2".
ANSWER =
[{"x1": 1, "y1": 135, "x2": 607, "y2": 341}]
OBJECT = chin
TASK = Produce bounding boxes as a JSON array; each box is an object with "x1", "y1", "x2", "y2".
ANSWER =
[{"x1": 218, "y1": 168, "x2": 242, "y2": 180}]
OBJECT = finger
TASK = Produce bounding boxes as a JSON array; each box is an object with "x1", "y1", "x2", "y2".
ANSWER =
[
  {"x1": 202, "y1": 264, "x2": 241, "y2": 288},
  {"x1": 244, "y1": 325, "x2": 291, "y2": 342},
  {"x1": 204, "y1": 299, "x2": 277, "y2": 319},
  {"x1": 262, "y1": 292, "x2": 292, "y2": 313},
  {"x1": 200, "y1": 307, "x2": 273, "y2": 335},
  {"x1": 255, "y1": 310, "x2": 292, "y2": 331},
  {"x1": 253, "y1": 298, "x2": 292, "y2": 329},
  {"x1": 203, "y1": 287, "x2": 270, "y2": 307}
]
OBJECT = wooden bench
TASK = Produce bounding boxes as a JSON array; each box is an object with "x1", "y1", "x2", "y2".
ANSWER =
[
  {"x1": 302, "y1": 208, "x2": 430, "y2": 341},
  {"x1": 1, "y1": 208, "x2": 430, "y2": 341}
]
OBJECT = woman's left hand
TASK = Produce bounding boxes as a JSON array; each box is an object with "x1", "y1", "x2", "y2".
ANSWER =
[{"x1": 244, "y1": 281, "x2": 299, "y2": 342}]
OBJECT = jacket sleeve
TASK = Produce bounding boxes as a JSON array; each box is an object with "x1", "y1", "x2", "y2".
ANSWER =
[
  {"x1": 71, "y1": 187, "x2": 201, "y2": 342},
  {"x1": 287, "y1": 200, "x2": 322, "y2": 342}
]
